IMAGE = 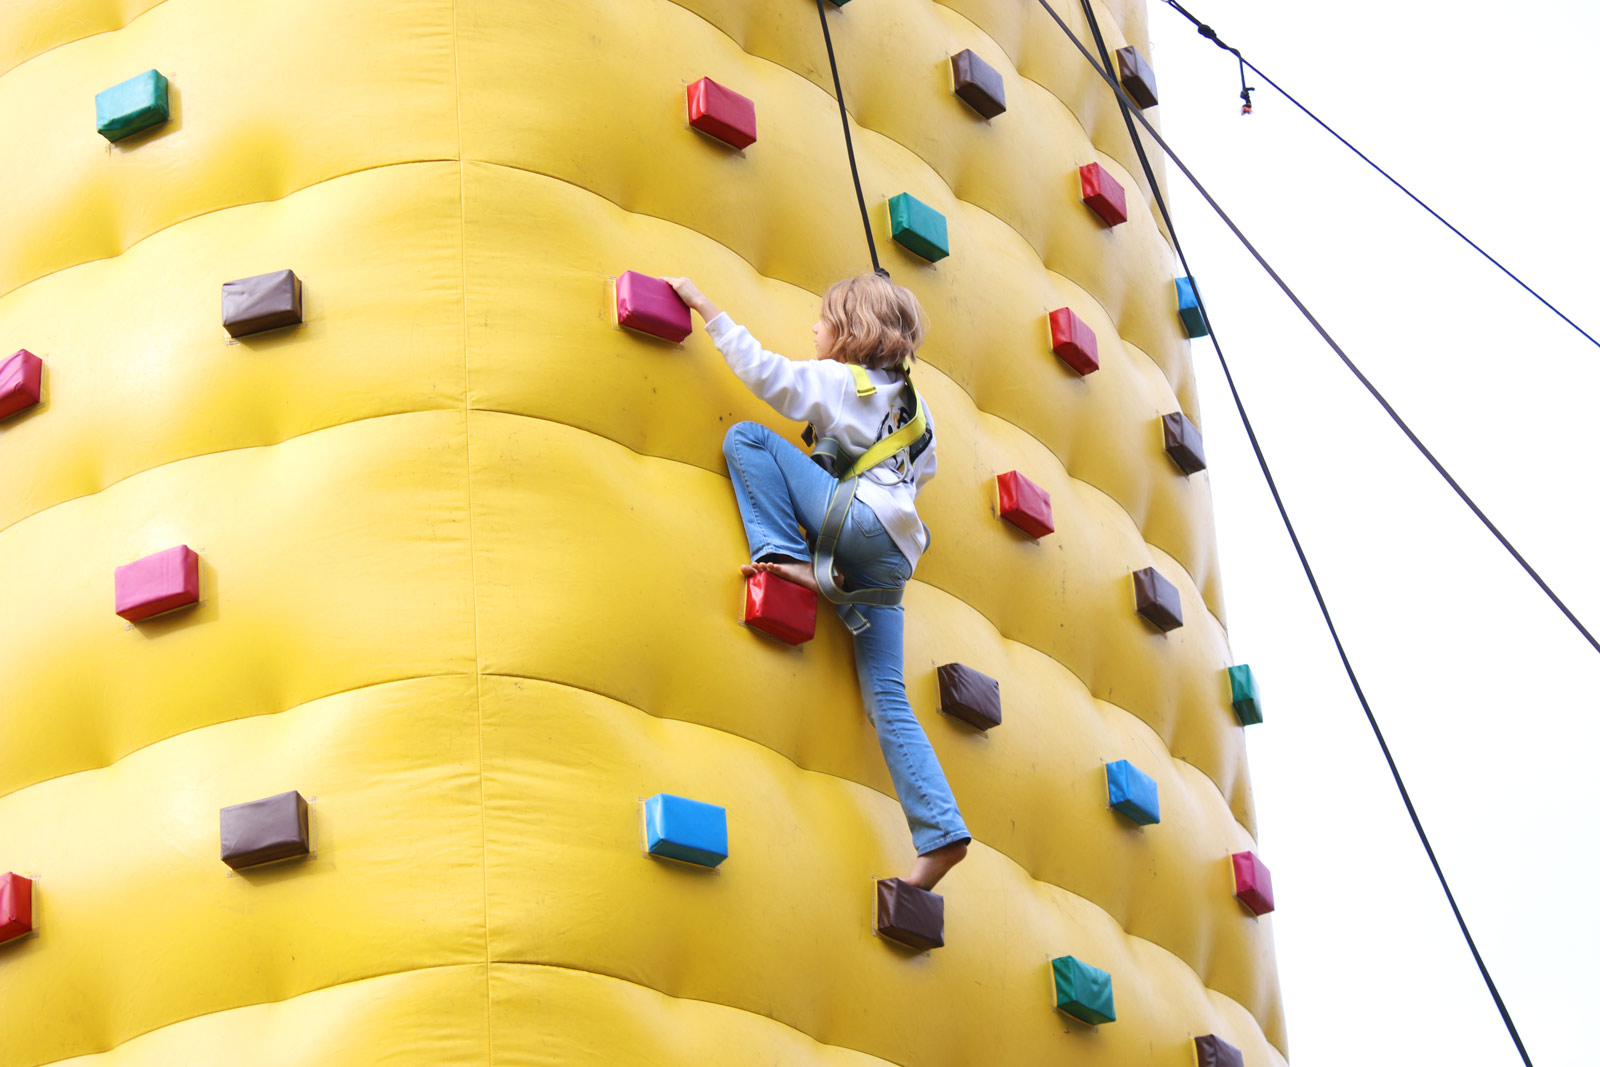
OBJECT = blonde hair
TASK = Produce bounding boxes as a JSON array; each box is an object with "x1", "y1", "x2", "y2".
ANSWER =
[{"x1": 819, "y1": 273, "x2": 928, "y2": 371}]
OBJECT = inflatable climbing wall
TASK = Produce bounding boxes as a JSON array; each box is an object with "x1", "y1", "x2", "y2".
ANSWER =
[{"x1": 0, "y1": 0, "x2": 1286, "y2": 1063}]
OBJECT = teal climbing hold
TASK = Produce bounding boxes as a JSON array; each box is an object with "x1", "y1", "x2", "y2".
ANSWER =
[
  {"x1": 96, "y1": 70, "x2": 170, "y2": 143},
  {"x1": 1175, "y1": 276, "x2": 1207, "y2": 338},
  {"x1": 1227, "y1": 664, "x2": 1262, "y2": 726},
  {"x1": 1051, "y1": 955, "x2": 1116, "y2": 1025},
  {"x1": 888, "y1": 193, "x2": 949, "y2": 263}
]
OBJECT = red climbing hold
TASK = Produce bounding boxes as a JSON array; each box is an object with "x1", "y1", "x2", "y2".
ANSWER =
[
  {"x1": 742, "y1": 570, "x2": 817, "y2": 645},
  {"x1": 1048, "y1": 307, "x2": 1099, "y2": 375},
  {"x1": 0, "y1": 350, "x2": 43, "y2": 422},
  {"x1": 115, "y1": 545, "x2": 200, "y2": 622},
  {"x1": 997, "y1": 471, "x2": 1054, "y2": 539},
  {"x1": 1078, "y1": 163, "x2": 1128, "y2": 227},
  {"x1": 687, "y1": 76, "x2": 758, "y2": 150},
  {"x1": 616, "y1": 271, "x2": 693, "y2": 343},
  {"x1": 0, "y1": 872, "x2": 33, "y2": 945}
]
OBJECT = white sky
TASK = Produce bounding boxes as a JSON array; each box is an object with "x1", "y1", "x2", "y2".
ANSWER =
[{"x1": 1148, "y1": 1, "x2": 1600, "y2": 1063}]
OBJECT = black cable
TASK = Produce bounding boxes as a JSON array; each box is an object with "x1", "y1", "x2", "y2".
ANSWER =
[
  {"x1": 1161, "y1": 0, "x2": 1600, "y2": 352},
  {"x1": 813, "y1": 0, "x2": 881, "y2": 272},
  {"x1": 1049, "y1": 2, "x2": 1536, "y2": 1062},
  {"x1": 1046, "y1": 0, "x2": 1600, "y2": 662}
]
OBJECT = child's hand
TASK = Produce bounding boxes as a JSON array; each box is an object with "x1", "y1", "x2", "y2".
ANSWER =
[{"x1": 663, "y1": 276, "x2": 720, "y2": 322}]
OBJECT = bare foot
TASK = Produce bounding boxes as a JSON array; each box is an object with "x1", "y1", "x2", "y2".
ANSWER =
[
  {"x1": 905, "y1": 841, "x2": 968, "y2": 891},
  {"x1": 740, "y1": 559, "x2": 819, "y2": 593}
]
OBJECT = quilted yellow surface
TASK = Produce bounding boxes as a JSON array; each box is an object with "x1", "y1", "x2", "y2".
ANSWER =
[{"x1": 0, "y1": 0, "x2": 1285, "y2": 1063}]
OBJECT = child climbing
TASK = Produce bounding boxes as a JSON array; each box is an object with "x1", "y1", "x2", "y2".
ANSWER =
[{"x1": 664, "y1": 272, "x2": 971, "y2": 891}]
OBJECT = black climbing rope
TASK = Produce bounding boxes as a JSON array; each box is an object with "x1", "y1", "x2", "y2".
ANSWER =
[
  {"x1": 1160, "y1": 0, "x2": 1599, "y2": 352},
  {"x1": 813, "y1": 0, "x2": 881, "y2": 273},
  {"x1": 1050, "y1": 2, "x2": 1537, "y2": 1062},
  {"x1": 1048, "y1": 0, "x2": 1600, "y2": 664}
]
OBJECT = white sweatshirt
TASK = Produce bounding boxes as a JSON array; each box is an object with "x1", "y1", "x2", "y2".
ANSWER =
[{"x1": 705, "y1": 312, "x2": 936, "y2": 570}]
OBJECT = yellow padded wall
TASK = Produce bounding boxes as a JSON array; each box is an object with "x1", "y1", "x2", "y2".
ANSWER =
[{"x1": 0, "y1": 0, "x2": 1286, "y2": 1063}]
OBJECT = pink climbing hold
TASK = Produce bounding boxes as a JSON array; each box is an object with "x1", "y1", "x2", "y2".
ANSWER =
[
  {"x1": 0, "y1": 350, "x2": 43, "y2": 422},
  {"x1": 687, "y1": 76, "x2": 758, "y2": 150},
  {"x1": 1231, "y1": 850, "x2": 1276, "y2": 916},
  {"x1": 616, "y1": 271, "x2": 693, "y2": 343},
  {"x1": 0, "y1": 872, "x2": 34, "y2": 945},
  {"x1": 115, "y1": 545, "x2": 201, "y2": 622}
]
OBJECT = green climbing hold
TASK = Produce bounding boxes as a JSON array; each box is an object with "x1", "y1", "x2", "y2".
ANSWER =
[
  {"x1": 97, "y1": 70, "x2": 170, "y2": 143},
  {"x1": 1051, "y1": 955, "x2": 1115, "y2": 1025},
  {"x1": 1228, "y1": 664, "x2": 1262, "y2": 726},
  {"x1": 888, "y1": 193, "x2": 949, "y2": 263}
]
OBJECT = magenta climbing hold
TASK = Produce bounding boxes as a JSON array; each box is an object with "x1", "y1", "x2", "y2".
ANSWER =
[
  {"x1": 114, "y1": 545, "x2": 200, "y2": 622},
  {"x1": 687, "y1": 76, "x2": 757, "y2": 150},
  {"x1": 1231, "y1": 850, "x2": 1276, "y2": 915},
  {"x1": 1078, "y1": 163, "x2": 1128, "y2": 227},
  {"x1": 0, "y1": 872, "x2": 33, "y2": 945},
  {"x1": 1048, "y1": 307, "x2": 1099, "y2": 375},
  {"x1": 616, "y1": 271, "x2": 693, "y2": 343},
  {"x1": 0, "y1": 350, "x2": 43, "y2": 422},
  {"x1": 996, "y1": 470, "x2": 1054, "y2": 539}
]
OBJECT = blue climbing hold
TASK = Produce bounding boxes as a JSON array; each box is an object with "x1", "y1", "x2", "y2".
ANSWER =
[
  {"x1": 1106, "y1": 760, "x2": 1160, "y2": 826},
  {"x1": 644, "y1": 793, "x2": 728, "y2": 868},
  {"x1": 1175, "y1": 276, "x2": 1208, "y2": 338}
]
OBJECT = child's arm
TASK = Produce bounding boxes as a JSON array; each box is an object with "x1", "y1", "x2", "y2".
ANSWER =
[
  {"x1": 663, "y1": 276, "x2": 720, "y2": 323},
  {"x1": 664, "y1": 276, "x2": 850, "y2": 427}
]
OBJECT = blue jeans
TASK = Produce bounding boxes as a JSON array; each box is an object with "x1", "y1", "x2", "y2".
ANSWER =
[{"x1": 723, "y1": 421, "x2": 971, "y2": 856}]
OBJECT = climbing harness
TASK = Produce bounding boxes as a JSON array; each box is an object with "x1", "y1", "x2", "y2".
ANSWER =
[{"x1": 802, "y1": 363, "x2": 930, "y2": 632}]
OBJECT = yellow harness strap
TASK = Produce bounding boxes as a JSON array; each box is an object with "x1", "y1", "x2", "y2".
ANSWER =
[
  {"x1": 848, "y1": 364, "x2": 875, "y2": 397},
  {"x1": 842, "y1": 395, "x2": 927, "y2": 479}
]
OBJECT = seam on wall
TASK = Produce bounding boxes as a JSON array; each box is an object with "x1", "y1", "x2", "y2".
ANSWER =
[
  {"x1": 446, "y1": 0, "x2": 496, "y2": 1060},
  {"x1": 26, "y1": 961, "x2": 484, "y2": 1066},
  {"x1": 482, "y1": 675, "x2": 1280, "y2": 1051},
  {"x1": 0, "y1": 672, "x2": 476, "y2": 802},
  {"x1": 0, "y1": 0, "x2": 176, "y2": 79},
  {"x1": 461, "y1": 407, "x2": 1249, "y2": 834},
  {"x1": 0, "y1": 159, "x2": 1224, "y2": 627},
  {"x1": 0, "y1": 398, "x2": 1239, "y2": 822}
]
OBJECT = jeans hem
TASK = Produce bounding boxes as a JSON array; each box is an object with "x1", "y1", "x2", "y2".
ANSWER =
[{"x1": 915, "y1": 829, "x2": 972, "y2": 857}]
